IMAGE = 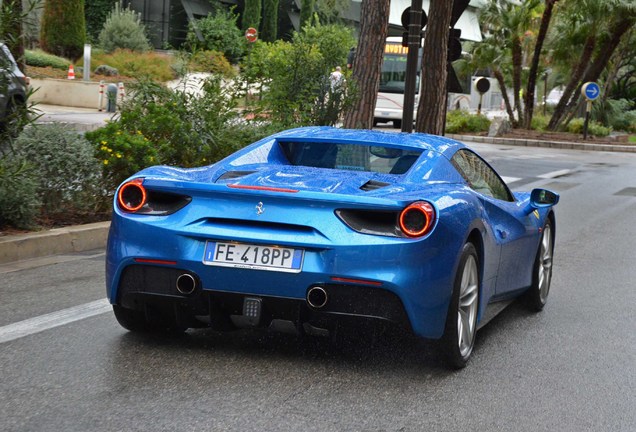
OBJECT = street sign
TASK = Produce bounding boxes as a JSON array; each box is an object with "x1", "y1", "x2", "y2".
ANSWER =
[
  {"x1": 475, "y1": 77, "x2": 491, "y2": 94},
  {"x1": 581, "y1": 82, "x2": 600, "y2": 140},
  {"x1": 245, "y1": 27, "x2": 258, "y2": 43},
  {"x1": 582, "y1": 82, "x2": 600, "y2": 101}
]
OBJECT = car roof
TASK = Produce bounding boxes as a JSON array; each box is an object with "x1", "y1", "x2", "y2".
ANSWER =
[{"x1": 270, "y1": 126, "x2": 466, "y2": 159}]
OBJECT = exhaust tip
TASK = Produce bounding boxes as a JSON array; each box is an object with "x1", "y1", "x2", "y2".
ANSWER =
[
  {"x1": 307, "y1": 286, "x2": 328, "y2": 309},
  {"x1": 176, "y1": 273, "x2": 197, "y2": 295}
]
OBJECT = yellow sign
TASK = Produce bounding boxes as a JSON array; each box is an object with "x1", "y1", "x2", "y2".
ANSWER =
[{"x1": 385, "y1": 44, "x2": 409, "y2": 55}]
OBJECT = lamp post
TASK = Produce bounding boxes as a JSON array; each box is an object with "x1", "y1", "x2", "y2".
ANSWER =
[
  {"x1": 83, "y1": 44, "x2": 91, "y2": 82},
  {"x1": 542, "y1": 68, "x2": 551, "y2": 116}
]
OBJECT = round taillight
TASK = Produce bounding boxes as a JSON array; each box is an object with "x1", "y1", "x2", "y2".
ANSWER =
[
  {"x1": 117, "y1": 178, "x2": 147, "y2": 212},
  {"x1": 399, "y1": 201, "x2": 435, "y2": 237}
]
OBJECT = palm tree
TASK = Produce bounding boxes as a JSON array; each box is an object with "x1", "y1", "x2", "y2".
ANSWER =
[
  {"x1": 547, "y1": 0, "x2": 614, "y2": 130},
  {"x1": 480, "y1": 0, "x2": 540, "y2": 126},
  {"x1": 471, "y1": 35, "x2": 517, "y2": 124},
  {"x1": 523, "y1": 0, "x2": 560, "y2": 129},
  {"x1": 559, "y1": 2, "x2": 636, "y2": 127}
]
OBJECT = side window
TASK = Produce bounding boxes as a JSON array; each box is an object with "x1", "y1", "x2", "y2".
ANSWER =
[{"x1": 451, "y1": 149, "x2": 513, "y2": 202}]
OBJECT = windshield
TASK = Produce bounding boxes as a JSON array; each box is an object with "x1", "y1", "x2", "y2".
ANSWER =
[
  {"x1": 278, "y1": 141, "x2": 422, "y2": 175},
  {"x1": 379, "y1": 47, "x2": 421, "y2": 94}
]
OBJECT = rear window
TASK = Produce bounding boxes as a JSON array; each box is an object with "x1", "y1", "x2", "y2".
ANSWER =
[{"x1": 278, "y1": 141, "x2": 422, "y2": 175}]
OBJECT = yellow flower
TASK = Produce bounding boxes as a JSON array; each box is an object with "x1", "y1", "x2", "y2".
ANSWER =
[
  {"x1": 116, "y1": 153, "x2": 122, "y2": 158},
  {"x1": 101, "y1": 140, "x2": 107, "y2": 145},
  {"x1": 137, "y1": 130, "x2": 142, "y2": 135},
  {"x1": 103, "y1": 160, "x2": 109, "y2": 165},
  {"x1": 107, "y1": 148, "x2": 113, "y2": 153},
  {"x1": 116, "y1": 131, "x2": 122, "y2": 135}
]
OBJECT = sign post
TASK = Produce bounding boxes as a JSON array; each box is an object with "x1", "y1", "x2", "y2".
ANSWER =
[
  {"x1": 244, "y1": 28, "x2": 258, "y2": 106},
  {"x1": 581, "y1": 82, "x2": 600, "y2": 140},
  {"x1": 475, "y1": 77, "x2": 490, "y2": 115}
]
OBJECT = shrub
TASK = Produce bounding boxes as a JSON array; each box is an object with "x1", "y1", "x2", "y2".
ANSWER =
[
  {"x1": 86, "y1": 122, "x2": 160, "y2": 193},
  {"x1": 0, "y1": 157, "x2": 40, "y2": 229},
  {"x1": 89, "y1": 49, "x2": 176, "y2": 81},
  {"x1": 85, "y1": 75, "x2": 275, "y2": 192},
  {"x1": 188, "y1": 50, "x2": 235, "y2": 77},
  {"x1": 13, "y1": 124, "x2": 103, "y2": 217},
  {"x1": 186, "y1": 8, "x2": 245, "y2": 63},
  {"x1": 25, "y1": 49, "x2": 71, "y2": 70},
  {"x1": 85, "y1": 0, "x2": 118, "y2": 42},
  {"x1": 98, "y1": 4, "x2": 151, "y2": 53},
  {"x1": 244, "y1": 23, "x2": 357, "y2": 127},
  {"x1": 566, "y1": 118, "x2": 611, "y2": 137},
  {"x1": 530, "y1": 114, "x2": 550, "y2": 131},
  {"x1": 445, "y1": 110, "x2": 491, "y2": 134},
  {"x1": 40, "y1": 0, "x2": 86, "y2": 60}
]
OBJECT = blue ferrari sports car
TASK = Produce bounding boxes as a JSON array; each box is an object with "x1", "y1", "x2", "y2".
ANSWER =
[{"x1": 106, "y1": 127, "x2": 558, "y2": 368}]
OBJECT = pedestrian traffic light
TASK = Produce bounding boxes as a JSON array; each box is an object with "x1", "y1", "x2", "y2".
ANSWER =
[{"x1": 401, "y1": 6, "x2": 427, "y2": 47}]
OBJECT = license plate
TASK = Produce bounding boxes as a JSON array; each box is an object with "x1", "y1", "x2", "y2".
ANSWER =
[{"x1": 203, "y1": 241, "x2": 304, "y2": 273}]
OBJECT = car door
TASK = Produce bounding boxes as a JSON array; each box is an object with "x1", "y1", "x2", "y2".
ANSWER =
[{"x1": 451, "y1": 149, "x2": 538, "y2": 295}]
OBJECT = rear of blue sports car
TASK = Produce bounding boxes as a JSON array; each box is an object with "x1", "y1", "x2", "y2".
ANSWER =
[{"x1": 106, "y1": 128, "x2": 473, "y2": 341}]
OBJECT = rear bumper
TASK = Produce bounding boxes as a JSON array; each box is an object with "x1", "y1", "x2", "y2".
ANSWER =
[
  {"x1": 116, "y1": 264, "x2": 412, "y2": 333},
  {"x1": 106, "y1": 207, "x2": 463, "y2": 339}
]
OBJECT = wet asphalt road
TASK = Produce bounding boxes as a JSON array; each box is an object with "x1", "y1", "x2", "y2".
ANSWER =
[{"x1": 1, "y1": 144, "x2": 635, "y2": 431}]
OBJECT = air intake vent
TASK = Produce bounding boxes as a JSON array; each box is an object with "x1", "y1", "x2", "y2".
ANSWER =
[
  {"x1": 217, "y1": 170, "x2": 257, "y2": 181},
  {"x1": 360, "y1": 180, "x2": 390, "y2": 191}
]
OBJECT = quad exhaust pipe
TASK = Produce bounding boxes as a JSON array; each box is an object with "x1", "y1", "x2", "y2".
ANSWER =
[
  {"x1": 307, "y1": 286, "x2": 328, "y2": 309},
  {"x1": 176, "y1": 273, "x2": 197, "y2": 295}
]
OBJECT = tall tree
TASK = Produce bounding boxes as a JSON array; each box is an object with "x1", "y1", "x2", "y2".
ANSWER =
[
  {"x1": 261, "y1": 0, "x2": 278, "y2": 42},
  {"x1": 523, "y1": 0, "x2": 559, "y2": 129},
  {"x1": 560, "y1": 6, "x2": 636, "y2": 126},
  {"x1": 547, "y1": 0, "x2": 610, "y2": 130},
  {"x1": 300, "y1": 0, "x2": 316, "y2": 28},
  {"x1": 40, "y1": 0, "x2": 85, "y2": 60},
  {"x1": 481, "y1": 0, "x2": 540, "y2": 127},
  {"x1": 415, "y1": 0, "x2": 454, "y2": 134},
  {"x1": 342, "y1": 0, "x2": 390, "y2": 129},
  {"x1": 242, "y1": 0, "x2": 261, "y2": 31}
]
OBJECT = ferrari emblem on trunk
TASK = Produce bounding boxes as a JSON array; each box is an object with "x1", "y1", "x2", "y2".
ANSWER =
[{"x1": 255, "y1": 202, "x2": 265, "y2": 216}]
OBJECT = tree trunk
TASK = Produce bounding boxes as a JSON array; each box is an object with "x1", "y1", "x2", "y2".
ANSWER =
[
  {"x1": 415, "y1": 0, "x2": 454, "y2": 135},
  {"x1": 511, "y1": 37, "x2": 523, "y2": 126},
  {"x1": 494, "y1": 69, "x2": 516, "y2": 123},
  {"x1": 560, "y1": 15, "x2": 635, "y2": 122},
  {"x1": 342, "y1": 0, "x2": 390, "y2": 129},
  {"x1": 548, "y1": 35, "x2": 596, "y2": 130},
  {"x1": 523, "y1": 0, "x2": 558, "y2": 129}
]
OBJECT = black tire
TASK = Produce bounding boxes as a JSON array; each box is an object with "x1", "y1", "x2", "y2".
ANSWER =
[
  {"x1": 526, "y1": 219, "x2": 554, "y2": 311},
  {"x1": 392, "y1": 119, "x2": 402, "y2": 129},
  {"x1": 112, "y1": 305, "x2": 186, "y2": 333},
  {"x1": 441, "y1": 243, "x2": 480, "y2": 369}
]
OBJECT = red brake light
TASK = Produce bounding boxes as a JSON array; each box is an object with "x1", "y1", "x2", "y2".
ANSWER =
[
  {"x1": 117, "y1": 178, "x2": 147, "y2": 212},
  {"x1": 399, "y1": 201, "x2": 435, "y2": 237}
]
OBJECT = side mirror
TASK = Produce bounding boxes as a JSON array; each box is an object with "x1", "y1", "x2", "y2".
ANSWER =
[{"x1": 530, "y1": 188, "x2": 559, "y2": 208}]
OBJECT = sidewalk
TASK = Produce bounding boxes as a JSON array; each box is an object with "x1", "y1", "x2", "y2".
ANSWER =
[{"x1": 34, "y1": 104, "x2": 117, "y2": 131}]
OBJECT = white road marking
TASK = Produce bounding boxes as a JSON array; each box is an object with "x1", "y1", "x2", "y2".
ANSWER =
[
  {"x1": 501, "y1": 176, "x2": 522, "y2": 184},
  {"x1": 0, "y1": 299, "x2": 111, "y2": 344},
  {"x1": 538, "y1": 169, "x2": 572, "y2": 179}
]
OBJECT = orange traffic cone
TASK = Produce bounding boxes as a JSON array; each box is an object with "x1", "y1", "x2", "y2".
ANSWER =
[{"x1": 67, "y1": 64, "x2": 75, "y2": 80}]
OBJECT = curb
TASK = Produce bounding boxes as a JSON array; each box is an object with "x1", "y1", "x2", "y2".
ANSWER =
[
  {"x1": 0, "y1": 222, "x2": 110, "y2": 265},
  {"x1": 447, "y1": 134, "x2": 636, "y2": 153}
]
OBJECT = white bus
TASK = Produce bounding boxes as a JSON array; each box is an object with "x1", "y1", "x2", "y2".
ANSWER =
[{"x1": 373, "y1": 37, "x2": 421, "y2": 129}]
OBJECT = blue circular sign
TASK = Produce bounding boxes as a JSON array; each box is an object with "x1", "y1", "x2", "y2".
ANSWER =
[{"x1": 582, "y1": 82, "x2": 600, "y2": 101}]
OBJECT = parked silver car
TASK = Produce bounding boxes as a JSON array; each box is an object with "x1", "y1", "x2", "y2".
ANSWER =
[{"x1": 0, "y1": 42, "x2": 28, "y2": 130}]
